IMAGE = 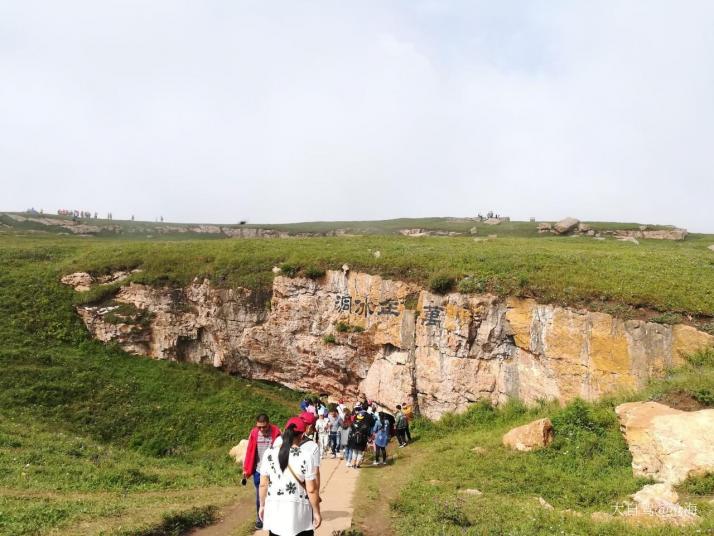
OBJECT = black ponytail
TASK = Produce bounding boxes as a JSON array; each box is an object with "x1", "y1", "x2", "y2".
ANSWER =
[{"x1": 278, "y1": 424, "x2": 302, "y2": 471}]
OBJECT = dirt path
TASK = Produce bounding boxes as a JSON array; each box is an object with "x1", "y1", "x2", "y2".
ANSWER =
[{"x1": 191, "y1": 456, "x2": 359, "y2": 536}]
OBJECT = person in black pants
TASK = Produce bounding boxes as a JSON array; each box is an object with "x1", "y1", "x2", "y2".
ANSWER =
[{"x1": 395, "y1": 405, "x2": 408, "y2": 447}]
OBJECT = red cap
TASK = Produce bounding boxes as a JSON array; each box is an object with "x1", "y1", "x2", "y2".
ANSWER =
[
  {"x1": 300, "y1": 411, "x2": 317, "y2": 426},
  {"x1": 285, "y1": 417, "x2": 306, "y2": 433}
]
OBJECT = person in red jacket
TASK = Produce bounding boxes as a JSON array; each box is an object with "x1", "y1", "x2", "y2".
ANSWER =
[{"x1": 242, "y1": 413, "x2": 281, "y2": 530}]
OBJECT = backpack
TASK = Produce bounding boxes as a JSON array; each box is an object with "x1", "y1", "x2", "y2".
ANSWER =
[{"x1": 396, "y1": 412, "x2": 407, "y2": 430}]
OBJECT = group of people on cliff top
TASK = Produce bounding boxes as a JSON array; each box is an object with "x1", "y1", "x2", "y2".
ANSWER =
[{"x1": 241, "y1": 394, "x2": 413, "y2": 535}]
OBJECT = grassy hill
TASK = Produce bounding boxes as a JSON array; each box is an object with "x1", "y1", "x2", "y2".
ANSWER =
[
  {"x1": 0, "y1": 212, "x2": 689, "y2": 238},
  {"x1": 1, "y1": 219, "x2": 714, "y2": 534},
  {"x1": 0, "y1": 238, "x2": 300, "y2": 535}
]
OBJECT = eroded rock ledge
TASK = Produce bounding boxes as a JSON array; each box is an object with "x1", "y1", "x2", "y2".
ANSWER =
[{"x1": 71, "y1": 270, "x2": 713, "y2": 419}]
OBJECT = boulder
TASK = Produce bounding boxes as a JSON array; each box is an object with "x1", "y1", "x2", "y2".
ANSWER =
[
  {"x1": 615, "y1": 401, "x2": 714, "y2": 485},
  {"x1": 553, "y1": 217, "x2": 580, "y2": 235},
  {"x1": 537, "y1": 497, "x2": 554, "y2": 510},
  {"x1": 577, "y1": 223, "x2": 592, "y2": 233},
  {"x1": 537, "y1": 223, "x2": 552, "y2": 233},
  {"x1": 502, "y1": 418, "x2": 553, "y2": 452},
  {"x1": 628, "y1": 483, "x2": 699, "y2": 526},
  {"x1": 708, "y1": 245, "x2": 714, "y2": 252},
  {"x1": 459, "y1": 488, "x2": 482, "y2": 496},
  {"x1": 229, "y1": 439, "x2": 250, "y2": 465},
  {"x1": 60, "y1": 272, "x2": 94, "y2": 292}
]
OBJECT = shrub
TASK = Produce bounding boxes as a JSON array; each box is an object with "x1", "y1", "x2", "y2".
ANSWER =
[
  {"x1": 457, "y1": 276, "x2": 485, "y2": 294},
  {"x1": 429, "y1": 273, "x2": 456, "y2": 294},
  {"x1": 280, "y1": 263, "x2": 299, "y2": 277},
  {"x1": 335, "y1": 321, "x2": 364, "y2": 333},
  {"x1": 404, "y1": 293, "x2": 419, "y2": 310},
  {"x1": 304, "y1": 266, "x2": 325, "y2": 279},
  {"x1": 686, "y1": 347, "x2": 714, "y2": 368},
  {"x1": 323, "y1": 334, "x2": 336, "y2": 344},
  {"x1": 678, "y1": 473, "x2": 714, "y2": 495},
  {"x1": 650, "y1": 312, "x2": 683, "y2": 325}
]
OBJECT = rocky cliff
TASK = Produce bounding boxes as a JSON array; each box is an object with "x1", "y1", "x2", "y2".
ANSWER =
[{"x1": 70, "y1": 269, "x2": 713, "y2": 419}]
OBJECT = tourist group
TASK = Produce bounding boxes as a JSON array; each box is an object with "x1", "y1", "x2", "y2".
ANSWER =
[{"x1": 241, "y1": 394, "x2": 413, "y2": 535}]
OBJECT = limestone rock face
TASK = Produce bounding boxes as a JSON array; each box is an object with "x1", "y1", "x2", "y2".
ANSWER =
[
  {"x1": 502, "y1": 418, "x2": 554, "y2": 452},
  {"x1": 229, "y1": 439, "x2": 250, "y2": 464},
  {"x1": 615, "y1": 401, "x2": 714, "y2": 485},
  {"x1": 68, "y1": 271, "x2": 714, "y2": 419},
  {"x1": 553, "y1": 217, "x2": 580, "y2": 235}
]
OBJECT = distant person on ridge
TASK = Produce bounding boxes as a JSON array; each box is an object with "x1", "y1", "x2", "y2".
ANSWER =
[{"x1": 243, "y1": 413, "x2": 281, "y2": 530}]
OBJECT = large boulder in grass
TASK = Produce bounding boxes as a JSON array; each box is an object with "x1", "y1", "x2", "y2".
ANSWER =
[
  {"x1": 615, "y1": 401, "x2": 714, "y2": 485},
  {"x1": 229, "y1": 439, "x2": 250, "y2": 465},
  {"x1": 502, "y1": 418, "x2": 554, "y2": 452},
  {"x1": 553, "y1": 217, "x2": 580, "y2": 235}
]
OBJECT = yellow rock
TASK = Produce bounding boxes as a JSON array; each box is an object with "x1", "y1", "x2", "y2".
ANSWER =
[
  {"x1": 505, "y1": 297, "x2": 536, "y2": 350},
  {"x1": 672, "y1": 324, "x2": 714, "y2": 365},
  {"x1": 588, "y1": 314, "x2": 636, "y2": 395},
  {"x1": 545, "y1": 308, "x2": 587, "y2": 361}
]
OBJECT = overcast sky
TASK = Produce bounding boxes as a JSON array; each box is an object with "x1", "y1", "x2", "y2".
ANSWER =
[{"x1": 2, "y1": 1, "x2": 713, "y2": 231}]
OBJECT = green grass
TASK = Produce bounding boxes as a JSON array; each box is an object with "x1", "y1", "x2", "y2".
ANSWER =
[
  {"x1": 1, "y1": 225, "x2": 714, "y2": 534},
  {"x1": 2, "y1": 230, "x2": 712, "y2": 319},
  {"x1": 354, "y1": 350, "x2": 714, "y2": 535},
  {"x1": 0, "y1": 236, "x2": 300, "y2": 535}
]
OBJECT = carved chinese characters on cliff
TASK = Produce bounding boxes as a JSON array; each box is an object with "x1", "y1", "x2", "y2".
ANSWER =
[
  {"x1": 333, "y1": 295, "x2": 403, "y2": 318},
  {"x1": 422, "y1": 304, "x2": 444, "y2": 328}
]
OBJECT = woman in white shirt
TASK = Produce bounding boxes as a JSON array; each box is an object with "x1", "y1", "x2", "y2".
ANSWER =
[{"x1": 259, "y1": 417, "x2": 322, "y2": 536}]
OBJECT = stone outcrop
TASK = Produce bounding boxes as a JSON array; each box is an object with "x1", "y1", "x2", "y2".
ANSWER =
[
  {"x1": 537, "y1": 219, "x2": 688, "y2": 241},
  {"x1": 67, "y1": 271, "x2": 714, "y2": 419},
  {"x1": 61, "y1": 270, "x2": 139, "y2": 291},
  {"x1": 615, "y1": 402, "x2": 714, "y2": 485},
  {"x1": 399, "y1": 228, "x2": 461, "y2": 237},
  {"x1": 553, "y1": 217, "x2": 580, "y2": 235},
  {"x1": 615, "y1": 401, "x2": 713, "y2": 525},
  {"x1": 502, "y1": 418, "x2": 554, "y2": 452},
  {"x1": 614, "y1": 228, "x2": 688, "y2": 241}
]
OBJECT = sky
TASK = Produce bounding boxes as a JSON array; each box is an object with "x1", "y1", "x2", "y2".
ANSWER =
[{"x1": 2, "y1": 1, "x2": 713, "y2": 231}]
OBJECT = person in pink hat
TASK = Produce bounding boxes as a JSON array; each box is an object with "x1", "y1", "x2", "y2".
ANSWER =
[
  {"x1": 259, "y1": 417, "x2": 322, "y2": 535},
  {"x1": 271, "y1": 412, "x2": 322, "y2": 500}
]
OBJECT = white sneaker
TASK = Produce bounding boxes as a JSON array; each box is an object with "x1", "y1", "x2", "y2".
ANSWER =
[
  {"x1": 372, "y1": 461, "x2": 379, "y2": 466},
  {"x1": 346, "y1": 463, "x2": 352, "y2": 468}
]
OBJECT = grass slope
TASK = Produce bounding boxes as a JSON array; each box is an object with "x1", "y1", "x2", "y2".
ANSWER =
[{"x1": 0, "y1": 238, "x2": 300, "y2": 535}]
